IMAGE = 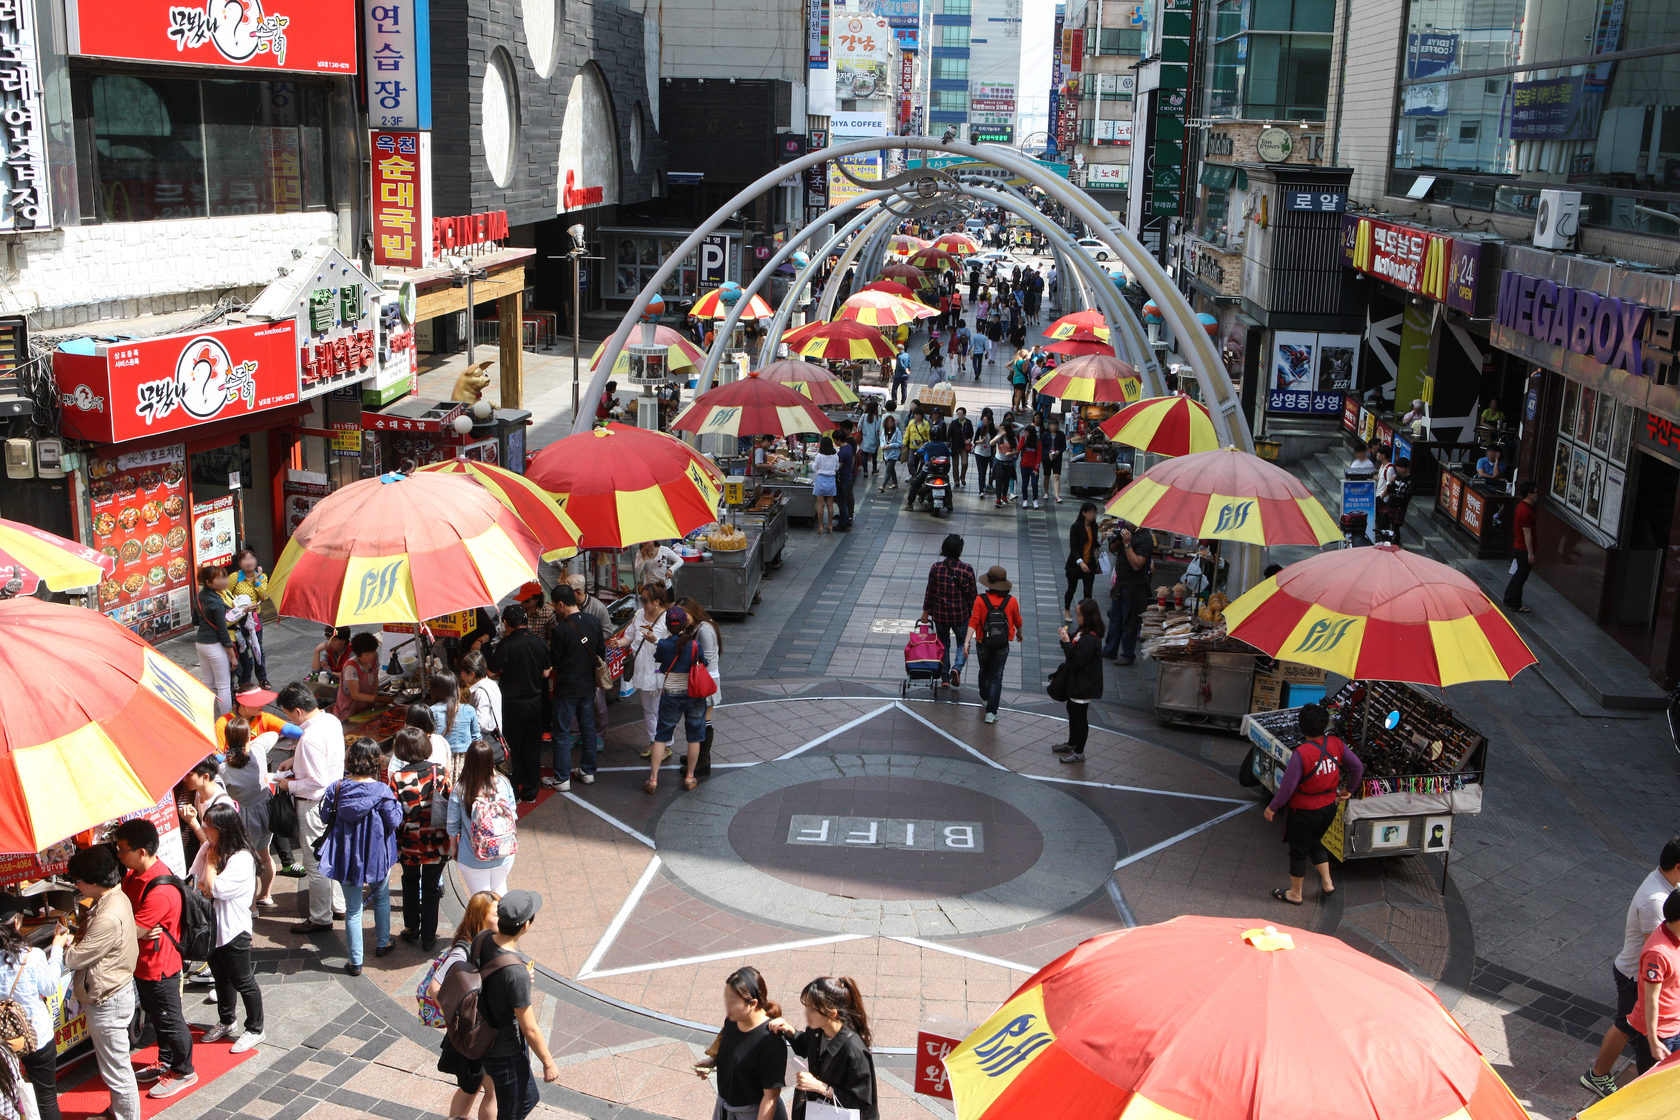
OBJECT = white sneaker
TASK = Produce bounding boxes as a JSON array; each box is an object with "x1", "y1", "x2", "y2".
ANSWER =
[
  {"x1": 540, "y1": 775, "x2": 563, "y2": 789},
  {"x1": 580, "y1": 772, "x2": 595, "y2": 785},
  {"x1": 984, "y1": 712, "x2": 997, "y2": 724},
  {"x1": 229, "y1": 1031, "x2": 264, "y2": 1055}
]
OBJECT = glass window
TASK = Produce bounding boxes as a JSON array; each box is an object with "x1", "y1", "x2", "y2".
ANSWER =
[
  {"x1": 939, "y1": 23, "x2": 970, "y2": 48},
  {"x1": 942, "y1": 0, "x2": 971, "y2": 13},
  {"x1": 1250, "y1": 0, "x2": 1333, "y2": 33},
  {"x1": 1097, "y1": 28, "x2": 1143, "y2": 54},
  {"x1": 932, "y1": 90, "x2": 968, "y2": 113},
  {"x1": 75, "y1": 70, "x2": 330, "y2": 224},
  {"x1": 1200, "y1": 187, "x2": 1231, "y2": 245},
  {"x1": 613, "y1": 235, "x2": 701, "y2": 299},
  {"x1": 1244, "y1": 35, "x2": 1330, "y2": 119},
  {"x1": 932, "y1": 57, "x2": 970, "y2": 82}
]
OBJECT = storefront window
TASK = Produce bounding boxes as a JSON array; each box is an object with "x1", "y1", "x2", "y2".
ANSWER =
[
  {"x1": 74, "y1": 71, "x2": 331, "y2": 224},
  {"x1": 1548, "y1": 382, "x2": 1635, "y2": 539},
  {"x1": 1199, "y1": 188, "x2": 1231, "y2": 245},
  {"x1": 613, "y1": 235, "x2": 701, "y2": 299},
  {"x1": 1393, "y1": 0, "x2": 1680, "y2": 233},
  {"x1": 932, "y1": 90, "x2": 969, "y2": 113}
]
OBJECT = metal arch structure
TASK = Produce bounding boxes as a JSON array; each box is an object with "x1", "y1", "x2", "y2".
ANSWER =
[{"x1": 580, "y1": 136, "x2": 1250, "y2": 453}]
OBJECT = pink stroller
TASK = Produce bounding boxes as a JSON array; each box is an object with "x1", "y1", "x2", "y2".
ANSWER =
[{"x1": 902, "y1": 621, "x2": 946, "y2": 698}]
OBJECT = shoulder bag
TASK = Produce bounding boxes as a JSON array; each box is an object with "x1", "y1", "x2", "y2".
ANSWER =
[
  {"x1": 686, "y1": 640, "x2": 718, "y2": 699},
  {"x1": 1046, "y1": 661, "x2": 1070, "y2": 703}
]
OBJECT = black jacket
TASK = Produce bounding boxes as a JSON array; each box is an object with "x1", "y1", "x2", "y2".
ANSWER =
[
  {"x1": 549, "y1": 611, "x2": 605, "y2": 700},
  {"x1": 1066, "y1": 518, "x2": 1099, "y2": 572},
  {"x1": 491, "y1": 629, "x2": 549, "y2": 701},
  {"x1": 789, "y1": 1027, "x2": 878, "y2": 1120},
  {"x1": 195, "y1": 587, "x2": 232, "y2": 646},
  {"x1": 1061, "y1": 631, "x2": 1104, "y2": 701}
]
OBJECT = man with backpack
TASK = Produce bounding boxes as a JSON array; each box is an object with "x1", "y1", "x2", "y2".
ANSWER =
[
  {"x1": 964, "y1": 565, "x2": 1024, "y2": 724},
  {"x1": 439, "y1": 889, "x2": 557, "y2": 1119},
  {"x1": 111, "y1": 819, "x2": 197, "y2": 1098}
]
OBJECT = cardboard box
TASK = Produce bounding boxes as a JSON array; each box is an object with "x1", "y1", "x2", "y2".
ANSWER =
[
  {"x1": 1276, "y1": 661, "x2": 1327, "y2": 684},
  {"x1": 1250, "y1": 671, "x2": 1283, "y2": 712}
]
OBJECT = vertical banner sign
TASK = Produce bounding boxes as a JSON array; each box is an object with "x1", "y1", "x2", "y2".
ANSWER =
[
  {"x1": 833, "y1": 14, "x2": 890, "y2": 100},
  {"x1": 1069, "y1": 29, "x2": 1083, "y2": 70},
  {"x1": 370, "y1": 130, "x2": 433, "y2": 268},
  {"x1": 1046, "y1": 4, "x2": 1064, "y2": 157},
  {"x1": 0, "y1": 0, "x2": 52, "y2": 231},
  {"x1": 808, "y1": 0, "x2": 829, "y2": 66},
  {"x1": 1151, "y1": 0, "x2": 1193, "y2": 222},
  {"x1": 898, "y1": 50, "x2": 914, "y2": 129},
  {"x1": 363, "y1": 0, "x2": 432, "y2": 130}
]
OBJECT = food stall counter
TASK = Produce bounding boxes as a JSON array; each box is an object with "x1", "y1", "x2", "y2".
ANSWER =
[
  {"x1": 672, "y1": 527, "x2": 764, "y2": 618},
  {"x1": 1432, "y1": 469, "x2": 1514, "y2": 558}
]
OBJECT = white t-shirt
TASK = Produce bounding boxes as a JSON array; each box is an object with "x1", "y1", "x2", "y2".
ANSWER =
[
  {"x1": 812, "y1": 452, "x2": 840, "y2": 479},
  {"x1": 188, "y1": 847, "x2": 256, "y2": 946},
  {"x1": 1616, "y1": 869, "x2": 1678, "y2": 975},
  {"x1": 470, "y1": 678, "x2": 503, "y2": 735}
]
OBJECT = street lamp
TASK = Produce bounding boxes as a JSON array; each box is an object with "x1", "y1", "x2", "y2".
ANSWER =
[
  {"x1": 448, "y1": 256, "x2": 489, "y2": 363},
  {"x1": 568, "y1": 223, "x2": 587, "y2": 417}
]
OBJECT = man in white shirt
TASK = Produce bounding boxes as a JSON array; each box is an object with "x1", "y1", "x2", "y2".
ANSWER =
[
  {"x1": 1581, "y1": 837, "x2": 1680, "y2": 1097},
  {"x1": 275, "y1": 682, "x2": 346, "y2": 933}
]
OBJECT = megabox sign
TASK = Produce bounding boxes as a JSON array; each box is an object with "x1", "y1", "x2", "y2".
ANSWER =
[
  {"x1": 68, "y1": 0, "x2": 358, "y2": 72},
  {"x1": 53, "y1": 322, "x2": 302, "y2": 444}
]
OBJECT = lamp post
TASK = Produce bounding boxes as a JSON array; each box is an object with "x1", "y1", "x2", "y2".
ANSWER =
[{"x1": 567, "y1": 223, "x2": 587, "y2": 417}]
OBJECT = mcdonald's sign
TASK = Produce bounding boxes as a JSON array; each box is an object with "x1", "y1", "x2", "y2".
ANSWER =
[{"x1": 1341, "y1": 214, "x2": 1486, "y2": 312}]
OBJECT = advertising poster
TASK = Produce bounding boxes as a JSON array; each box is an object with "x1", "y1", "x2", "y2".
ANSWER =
[
  {"x1": 1550, "y1": 439, "x2": 1570, "y2": 502},
  {"x1": 1317, "y1": 334, "x2": 1360, "y2": 391},
  {"x1": 1576, "y1": 386, "x2": 1597, "y2": 444},
  {"x1": 1402, "y1": 32, "x2": 1457, "y2": 116},
  {"x1": 192, "y1": 495, "x2": 237, "y2": 572},
  {"x1": 832, "y1": 13, "x2": 890, "y2": 100},
  {"x1": 1273, "y1": 331, "x2": 1316, "y2": 392},
  {"x1": 87, "y1": 444, "x2": 193, "y2": 638},
  {"x1": 1568, "y1": 446, "x2": 1589, "y2": 512},
  {"x1": 1601, "y1": 467, "x2": 1626, "y2": 533},
  {"x1": 281, "y1": 472, "x2": 330, "y2": 538}
]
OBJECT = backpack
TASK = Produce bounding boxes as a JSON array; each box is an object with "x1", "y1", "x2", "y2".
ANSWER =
[
  {"x1": 981, "y1": 593, "x2": 1012, "y2": 650},
  {"x1": 468, "y1": 783, "x2": 519, "y2": 861},
  {"x1": 141, "y1": 873, "x2": 216, "y2": 961},
  {"x1": 439, "y1": 931, "x2": 525, "y2": 1059},
  {"x1": 415, "y1": 947, "x2": 454, "y2": 1027}
]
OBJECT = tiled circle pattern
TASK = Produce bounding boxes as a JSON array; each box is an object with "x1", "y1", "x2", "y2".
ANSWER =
[{"x1": 655, "y1": 752, "x2": 1119, "y2": 937}]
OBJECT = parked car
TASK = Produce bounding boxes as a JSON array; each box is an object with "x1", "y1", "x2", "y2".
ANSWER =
[{"x1": 1075, "y1": 237, "x2": 1112, "y2": 261}]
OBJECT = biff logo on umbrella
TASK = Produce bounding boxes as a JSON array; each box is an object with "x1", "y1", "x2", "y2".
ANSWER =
[
  {"x1": 1295, "y1": 616, "x2": 1357, "y2": 654},
  {"x1": 971, "y1": 1014, "x2": 1053, "y2": 1078},
  {"x1": 354, "y1": 559, "x2": 406, "y2": 615},
  {"x1": 1211, "y1": 500, "x2": 1254, "y2": 535},
  {"x1": 143, "y1": 652, "x2": 201, "y2": 725}
]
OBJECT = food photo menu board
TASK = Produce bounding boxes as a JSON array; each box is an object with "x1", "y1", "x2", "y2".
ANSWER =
[{"x1": 87, "y1": 443, "x2": 193, "y2": 638}]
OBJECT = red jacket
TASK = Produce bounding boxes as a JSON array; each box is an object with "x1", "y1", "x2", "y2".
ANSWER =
[{"x1": 123, "y1": 859, "x2": 183, "y2": 980}]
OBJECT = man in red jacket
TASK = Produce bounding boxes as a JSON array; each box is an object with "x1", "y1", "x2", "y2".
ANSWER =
[{"x1": 113, "y1": 819, "x2": 197, "y2": 1098}]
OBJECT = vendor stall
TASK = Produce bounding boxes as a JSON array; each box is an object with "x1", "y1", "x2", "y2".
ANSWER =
[
  {"x1": 1432, "y1": 468, "x2": 1515, "y2": 558},
  {"x1": 1066, "y1": 413, "x2": 1134, "y2": 496},
  {"x1": 1242, "y1": 678, "x2": 1487, "y2": 860},
  {"x1": 673, "y1": 527, "x2": 763, "y2": 618}
]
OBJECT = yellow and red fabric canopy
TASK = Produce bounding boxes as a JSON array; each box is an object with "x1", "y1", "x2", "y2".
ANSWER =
[
  {"x1": 858, "y1": 279, "x2": 920, "y2": 302},
  {"x1": 690, "y1": 287, "x2": 773, "y2": 320},
  {"x1": 413, "y1": 459, "x2": 581, "y2": 560},
  {"x1": 526, "y1": 423, "x2": 723, "y2": 550},
  {"x1": 669, "y1": 371, "x2": 831, "y2": 438},
  {"x1": 1222, "y1": 544, "x2": 1537, "y2": 685},
  {"x1": 944, "y1": 916, "x2": 1529, "y2": 1120},
  {"x1": 932, "y1": 232, "x2": 980, "y2": 255},
  {"x1": 1579, "y1": 1047, "x2": 1680, "y2": 1120},
  {"x1": 1105, "y1": 446, "x2": 1339, "y2": 546},
  {"x1": 879, "y1": 263, "x2": 928, "y2": 288},
  {"x1": 589, "y1": 326, "x2": 705, "y2": 375},
  {"x1": 0, "y1": 516, "x2": 114, "y2": 595},
  {"x1": 1033, "y1": 354, "x2": 1141, "y2": 404},
  {"x1": 1099, "y1": 396, "x2": 1219, "y2": 457},
  {"x1": 1045, "y1": 310, "x2": 1111, "y2": 341},
  {"x1": 782, "y1": 320, "x2": 898, "y2": 363},
  {"x1": 266, "y1": 471, "x2": 543, "y2": 626},
  {"x1": 0, "y1": 598, "x2": 219, "y2": 852},
  {"x1": 885, "y1": 234, "x2": 928, "y2": 255},
  {"x1": 753, "y1": 358, "x2": 861, "y2": 407},
  {"x1": 908, "y1": 246, "x2": 961, "y2": 272},
  {"x1": 835, "y1": 289, "x2": 937, "y2": 327},
  {"x1": 1043, "y1": 336, "x2": 1115, "y2": 357}
]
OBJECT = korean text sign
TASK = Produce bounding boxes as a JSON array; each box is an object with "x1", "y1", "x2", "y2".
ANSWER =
[
  {"x1": 53, "y1": 321, "x2": 302, "y2": 444},
  {"x1": 0, "y1": 0, "x2": 52, "y2": 230},
  {"x1": 363, "y1": 0, "x2": 431, "y2": 129},
  {"x1": 371, "y1": 130, "x2": 433, "y2": 268},
  {"x1": 68, "y1": 0, "x2": 357, "y2": 73}
]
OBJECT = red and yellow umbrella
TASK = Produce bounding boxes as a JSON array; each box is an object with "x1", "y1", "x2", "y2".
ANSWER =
[
  {"x1": 1105, "y1": 446, "x2": 1339, "y2": 546},
  {"x1": 1032, "y1": 354, "x2": 1141, "y2": 404},
  {"x1": 1222, "y1": 544, "x2": 1536, "y2": 685},
  {"x1": 782, "y1": 320, "x2": 898, "y2": 363},
  {"x1": 754, "y1": 358, "x2": 861, "y2": 407},
  {"x1": 0, "y1": 517, "x2": 114, "y2": 595},
  {"x1": 885, "y1": 234, "x2": 927, "y2": 255},
  {"x1": 1045, "y1": 310, "x2": 1111, "y2": 341},
  {"x1": 879, "y1": 263, "x2": 927, "y2": 288},
  {"x1": 932, "y1": 232, "x2": 980, "y2": 255},
  {"x1": 944, "y1": 916, "x2": 1528, "y2": 1120},
  {"x1": 413, "y1": 459, "x2": 581, "y2": 560},
  {"x1": 670, "y1": 370, "x2": 832, "y2": 438},
  {"x1": 690, "y1": 287, "x2": 774, "y2": 320},
  {"x1": 859, "y1": 279, "x2": 920, "y2": 302},
  {"x1": 1099, "y1": 395, "x2": 1219, "y2": 457},
  {"x1": 908, "y1": 246, "x2": 961, "y2": 272},
  {"x1": 835, "y1": 289, "x2": 937, "y2": 327},
  {"x1": 1043, "y1": 336, "x2": 1116, "y2": 357},
  {"x1": 0, "y1": 598, "x2": 218, "y2": 852},
  {"x1": 589, "y1": 326, "x2": 706, "y2": 376},
  {"x1": 526, "y1": 423, "x2": 723, "y2": 550},
  {"x1": 1580, "y1": 1047, "x2": 1680, "y2": 1120},
  {"x1": 267, "y1": 471, "x2": 543, "y2": 626}
]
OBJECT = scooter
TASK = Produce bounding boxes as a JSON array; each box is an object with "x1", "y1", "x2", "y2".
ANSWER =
[{"x1": 915, "y1": 454, "x2": 955, "y2": 515}]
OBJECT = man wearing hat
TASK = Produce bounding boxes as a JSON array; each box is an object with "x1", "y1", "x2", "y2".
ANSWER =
[
  {"x1": 473, "y1": 890, "x2": 559, "y2": 1117},
  {"x1": 516, "y1": 581, "x2": 556, "y2": 643},
  {"x1": 964, "y1": 566, "x2": 1023, "y2": 724}
]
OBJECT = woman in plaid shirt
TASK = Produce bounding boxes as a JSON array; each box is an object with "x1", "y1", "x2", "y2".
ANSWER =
[{"x1": 919, "y1": 533, "x2": 977, "y2": 687}]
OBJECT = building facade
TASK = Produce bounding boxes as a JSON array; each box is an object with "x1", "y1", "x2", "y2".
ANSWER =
[
  {"x1": 1061, "y1": 0, "x2": 1143, "y2": 217},
  {"x1": 922, "y1": 0, "x2": 1023, "y2": 143}
]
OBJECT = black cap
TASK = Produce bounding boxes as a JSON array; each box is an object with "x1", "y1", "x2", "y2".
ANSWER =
[
  {"x1": 0, "y1": 894, "x2": 30, "y2": 921},
  {"x1": 499, "y1": 889, "x2": 543, "y2": 927}
]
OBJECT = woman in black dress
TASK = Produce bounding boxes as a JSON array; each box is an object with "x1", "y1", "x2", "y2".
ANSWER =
[
  {"x1": 771, "y1": 977, "x2": 878, "y2": 1120},
  {"x1": 1063, "y1": 501, "x2": 1100, "y2": 619},
  {"x1": 1055, "y1": 598, "x2": 1106, "y2": 764},
  {"x1": 697, "y1": 966, "x2": 788, "y2": 1120}
]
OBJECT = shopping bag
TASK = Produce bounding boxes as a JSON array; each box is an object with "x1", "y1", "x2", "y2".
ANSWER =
[
  {"x1": 807, "y1": 1100, "x2": 861, "y2": 1120},
  {"x1": 1508, "y1": 557, "x2": 1519, "y2": 575}
]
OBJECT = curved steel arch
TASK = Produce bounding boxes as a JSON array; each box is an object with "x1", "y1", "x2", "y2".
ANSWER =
[{"x1": 580, "y1": 137, "x2": 1248, "y2": 452}]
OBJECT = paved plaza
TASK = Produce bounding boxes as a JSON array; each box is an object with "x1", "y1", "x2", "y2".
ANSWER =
[{"x1": 132, "y1": 313, "x2": 1680, "y2": 1120}]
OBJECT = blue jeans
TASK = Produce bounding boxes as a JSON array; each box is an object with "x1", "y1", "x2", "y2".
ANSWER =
[
  {"x1": 971, "y1": 352, "x2": 983, "y2": 378},
  {"x1": 553, "y1": 692, "x2": 598, "y2": 776},
  {"x1": 933, "y1": 621, "x2": 965, "y2": 677},
  {"x1": 340, "y1": 876, "x2": 391, "y2": 966},
  {"x1": 977, "y1": 645, "x2": 1008, "y2": 714},
  {"x1": 656, "y1": 693, "x2": 708, "y2": 745},
  {"x1": 482, "y1": 1046, "x2": 541, "y2": 1119},
  {"x1": 1021, "y1": 468, "x2": 1040, "y2": 503}
]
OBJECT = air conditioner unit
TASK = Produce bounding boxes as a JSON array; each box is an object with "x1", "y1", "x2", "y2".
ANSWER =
[{"x1": 1534, "y1": 190, "x2": 1581, "y2": 250}]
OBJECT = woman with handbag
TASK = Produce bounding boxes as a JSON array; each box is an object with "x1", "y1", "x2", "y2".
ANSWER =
[
  {"x1": 770, "y1": 977, "x2": 878, "y2": 1120},
  {"x1": 316, "y1": 738, "x2": 403, "y2": 976},
  {"x1": 388, "y1": 727, "x2": 452, "y2": 951},
  {"x1": 1063, "y1": 502, "x2": 1100, "y2": 620},
  {"x1": 694, "y1": 966, "x2": 788, "y2": 1120},
  {"x1": 217, "y1": 718, "x2": 276, "y2": 909},
  {"x1": 620, "y1": 583, "x2": 671, "y2": 761},
  {"x1": 644, "y1": 607, "x2": 713, "y2": 795},
  {"x1": 0, "y1": 895, "x2": 63, "y2": 1120},
  {"x1": 1053, "y1": 599, "x2": 1105, "y2": 764},
  {"x1": 189, "y1": 803, "x2": 264, "y2": 1053},
  {"x1": 679, "y1": 598, "x2": 723, "y2": 777},
  {"x1": 459, "y1": 652, "x2": 503, "y2": 760}
]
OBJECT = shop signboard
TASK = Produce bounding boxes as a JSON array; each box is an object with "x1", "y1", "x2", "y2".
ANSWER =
[
  {"x1": 363, "y1": 0, "x2": 431, "y2": 129},
  {"x1": 1094, "y1": 119, "x2": 1133, "y2": 145},
  {"x1": 1341, "y1": 395, "x2": 1359, "y2": 433},
  {"x1": 1342, "y1": 480, "x2": 1376, "y2": 527},
  {"x1": 370, "y1": 129, "x2": 433, "y2": 268},
  {"x1": 86, "y1": 444, "x2": 193, "y2": 635},
  {"x1": 54, "y1": 321, "x2": 302, "y2": 444},
  {"x1": 808, "y1": 0, "x2": 828, "y2": 66},
  {"x1": 971, "y1": 125, "x2": 1013, "y2": 144},
  {"x1": 1341, "y1": 214, "x2": 1486, "y2": 311},
  {"x1": 897, "y1": 50, "x2": 913, "y2": 127},
  {"x1": 1438, "y1": 470, "x2": 1464, "y2": 521},
  {"x1": 0, "y1": 0, "x2": 52, "y2": 231},
  {"x1": 1459, "y1": 486, "x2": 1485, "y2": 536},
  {"x1": 384, "y1": 608, "x2": 475, "y2": 637},
  {"x1": 281, "y1": 470, "x2": 329, "y2": 537},
  {"x1": 366, "y1": 287, "x2": 418, "y2": 405},
  {"x1": 67, "y1": 0, "x2": 357, "y2": 73},
  {"x1": 1401, "y1": 32, "x2": 1457, "y2": 117},
  {"x1": 250, "y1": 247, "x2": 380, "y2": 399},
  {"x1": 434, "y1": 209, "x2": 510, "y2": 257},
  {"x1": 913, "y1": 1028, "x2": 960, "y2": 1099},
  {"x1": 1085, "y1": 164, "x2": 1128, "y2": 187},
  {"x1": 1510, "y1": 76, "x2": 1596, "y2": 142},
  {"x1": 191, "y1": 494, "x2": 237, "y2": 573},
  {"x1": 833, "y1": 13, "x2": 890, "y2": 101},
  {"x1": 972, "y1": 83, "x2": 1015, "y2": 109}
]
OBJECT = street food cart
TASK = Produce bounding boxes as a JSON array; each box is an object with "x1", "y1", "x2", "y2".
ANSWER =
[
  {"x1": 1066, "y1": 411, "x2": 1134, "y2": 496},
  {"x1": 1241, "y1": 678, "x2": 1487, "y2": 860},
  {"x1": 670, "y1": 479, "x2": 788, "y2": 616}
]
